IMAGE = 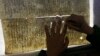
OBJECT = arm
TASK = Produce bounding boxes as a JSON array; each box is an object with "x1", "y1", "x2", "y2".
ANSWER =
[
  {"x1": 66, "y1": 14, "x2": 100, "y2": 49},
  {"x1": 86, "y1": 25, "x2": 100, "y2": 49}
]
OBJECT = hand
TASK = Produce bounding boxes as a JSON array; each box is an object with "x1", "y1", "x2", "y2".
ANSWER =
[
  {"x1": 45, "y1": 17, "x2": 69, "y2": 56},
  {"x1": 66, "y1": 14, "x2": 93, "y2": 34}
]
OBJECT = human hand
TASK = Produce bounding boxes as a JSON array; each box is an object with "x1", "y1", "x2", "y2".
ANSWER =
[
  {"x1": 45, "y1": 17, "x2": 69, "y2": 56},
  {"x1": 66, "y1": 14, "x2": 93, "y2": 34}
]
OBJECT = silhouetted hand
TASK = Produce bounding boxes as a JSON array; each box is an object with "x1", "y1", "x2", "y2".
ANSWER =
[
  {"x1": 66, "y1": 14, "x2": 93, "y2": 34},
  {"x1": 45, "y1": 17, "x2": 69, "y2": 56}
]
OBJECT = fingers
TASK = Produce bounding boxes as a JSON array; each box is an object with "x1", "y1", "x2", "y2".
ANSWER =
[
  {"x1": 66, "y1": 14, "x2": 83, "y2": 22},
  {"x1": 65, "y1": 14, "x2": 85, "y2": 32},
  {"x1": 64, "y1": 36, "x2": 69, "y2": 48},
  {"x1": 61, "y1": 21, "x2": 67, "y2": 36},
  {"x1": 56, "y1": 19, "x2": 62, "y2": 34},
  {"x1": 65, "y1": 14, "x2": 76, "y2": 22},
  {"x1": 67, "y1": 23, "x2": 81, "y2": 32},
  {"x1": 50, "y1": 21, "x2": 56, "y2": 35},
  {"x1": 45, "y1": 25, "x2": 50, "y2": 38},
  {"x1": 51, "y1": 17, "x2": 62, "y2": 35},
  {"x1": 45, "y1": 17, "x2": 67, "y2": 37}
]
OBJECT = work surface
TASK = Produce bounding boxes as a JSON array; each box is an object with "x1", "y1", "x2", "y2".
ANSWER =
[{"x1": 5, "y1": 44, "x2": 100, "y2": 56}]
